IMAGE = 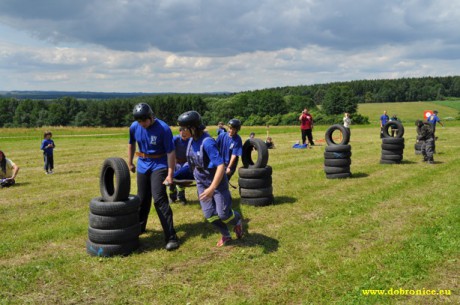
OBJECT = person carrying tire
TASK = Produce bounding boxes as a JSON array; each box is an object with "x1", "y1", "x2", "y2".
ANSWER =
[
  {"x1": 416, "y1": 120, "x2": 435, "y2": 164},
  {"x1": 0, "y1": 150, "x2": 20, "y2": 188},
  {"x1": 128, "y1": 103, "x2": 179, "y2": 251},
  {"x1": 299, "y1": 108, "x2": 314, "y2": 146},
  {"x1": 168, "y1": 127, "x2": 193, "y2": 205},
  {"x1": 216, "y1": 118, "x2": 243, "y2": 179},
  {"x1": 178, "y1": 111, "x2": 243, "y2": 247}
]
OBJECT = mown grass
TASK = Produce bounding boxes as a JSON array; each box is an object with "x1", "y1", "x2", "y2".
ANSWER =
[{"x1": 0, "y1": 122, "x2": 459, "y2": 305}]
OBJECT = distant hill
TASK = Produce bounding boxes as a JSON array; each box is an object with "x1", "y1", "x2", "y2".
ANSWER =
[{"x1": 0, "y1": 90, "x2": 232, "y2": 100}]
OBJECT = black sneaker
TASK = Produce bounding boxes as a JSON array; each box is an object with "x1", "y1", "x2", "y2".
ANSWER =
[
  {"x1": 165, "y1": 239, "x2": 179, "y2": 251},
  {"x1": 169, "y1": 190, "x2": 177, "y2": 204},
  {"x1": 178, "y1": 190, "x2": 187, "y2": 205}
]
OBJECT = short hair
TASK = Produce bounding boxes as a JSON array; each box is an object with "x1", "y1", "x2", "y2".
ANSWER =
[{"x1": 44, "y1": 131, "x2": 52, "y2": 138}]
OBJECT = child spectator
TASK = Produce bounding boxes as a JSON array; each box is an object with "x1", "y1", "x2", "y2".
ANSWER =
[{"x1": 41, "y1": 131, "x2": 55, "y2": 174}]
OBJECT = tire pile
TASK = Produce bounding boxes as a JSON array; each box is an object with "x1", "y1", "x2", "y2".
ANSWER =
[
  {"x1": 324, "y1": 124, "x2": 352, "y2": 179},
  {"x1": 380, "y1": 121, "x2": 405, "y2": 164},
  {"x1": 238, "y1": 138, "x2": 274, "y2": 206},
  {"x1": 86, "y1": 157, "x2": 141, "y2": 257}
]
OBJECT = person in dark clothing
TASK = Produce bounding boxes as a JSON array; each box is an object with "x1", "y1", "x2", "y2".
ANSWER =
[{"x1": 416, "y1": 120, "x2": 435, "y2": 164}]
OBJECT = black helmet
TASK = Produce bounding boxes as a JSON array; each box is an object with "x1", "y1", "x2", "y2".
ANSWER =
[
  {"x1": 415, "y1": 120, "x2": 423, "y2": 127},
  {"x1": 228, "y1": 118, "x2": 241, "y2": 131},
  {"x1": 177, "y1": 111, "x2": 205, "y2": 130},
  {"x1": 133, "y1": 103, "x2": 154, "y2": 120}
]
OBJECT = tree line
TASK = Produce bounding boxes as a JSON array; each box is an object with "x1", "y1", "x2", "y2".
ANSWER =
[{"x1": 1, "y1": 76, "x2": 460, "y2": 128}]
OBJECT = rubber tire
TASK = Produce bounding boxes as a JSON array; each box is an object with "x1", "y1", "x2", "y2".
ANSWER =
[
  {"x1": 239, "y1": 186, "x2": 273, "y2": 198},
  {"x1": 240, "y1": 196, "x2": 274, "y2": 207},
  {"x1": 324, "y1": 151, "x2": 352, "y2": 159},
  {"x1": 241, "y1": 138, "x2": 269, "y2": 169},
  {"x1": 382, "y1": 137, "x2": 405, "y2": 144},
  {"x1": 100, "y1": 157, "x2": 131, "y2": 202},
  {"x1": 88, "y1": 223, "x2": 141, "y2": 244},
  {"x1": 324, "y1": 166, "x2": 350, "y2": 174},
  {"x1": 86, "y1": 239, "x2": 139, "y2": 257},
  {"x1": 381, "y1": 154, "x2": 403, "y2": 161},
  {"x1": 381, "y1": 149, "x2": 404, "y2": 155},
  {"x1": 326, "y1": 172, "x2": 352, "y2": 179},
  {"x1": 415, "y1": 150, "x2": 422, "y2": 155},
  {"x1": 90, "y1": 195, "x2": 140, "y2": 216},
  {"x1": 238, "y1": 166, "x2": 272, "y2": 179},
  {"x1": 382, "y1": 121, "x2": 404, "y2": 138},
  {"x1": 325, "y1": 124, "x2": 350, "y2": 146},
  {"x1": 325, "y1": 145, "x2": 351, "y2": 152},
  {"x1": 324, "y1": 158, "x2": 351, "y2": 167},
  {"x1": 238, "y1": 177, "x2": 272, "y2": 189},
  {"x1": 89, "y1": 212, "x2": 139, "y2": 230},
  {"x1": 414, "y1": 143, "x2": 422, "y2": 150},
  {"x1": 381, "y1": 143, "x2": 405, "y2": 150}
]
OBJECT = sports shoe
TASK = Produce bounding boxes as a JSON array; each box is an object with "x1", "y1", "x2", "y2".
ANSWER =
[
  {"x1": 216, "y1": 236, "x2": 232, "y2": 247},
  {"x1": 234, "y1": 219, "x2": 243, "y2": 239},
  {"x1": 178, "y1": 190, "x2": 187, "y2": 205},
  {"x1": 165, "y1": 239, "x2": 180, "y2": 251},
  {"x1": 169, "y1": 190, "x2": 177, "y2": 204}
]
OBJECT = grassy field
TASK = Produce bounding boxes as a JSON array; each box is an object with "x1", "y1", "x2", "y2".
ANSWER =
[{"x1": 1, "y1": 121, "x2": 459, "y2": 304}]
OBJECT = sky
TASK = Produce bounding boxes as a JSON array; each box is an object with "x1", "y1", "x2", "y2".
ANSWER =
[{"x1": 1, "y1": 0, "x2": 460, "y2": 93}]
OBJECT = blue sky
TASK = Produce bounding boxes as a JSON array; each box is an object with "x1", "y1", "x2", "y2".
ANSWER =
[{"x1": 1, "y1": 0, "x2": 460, "y2": 93}]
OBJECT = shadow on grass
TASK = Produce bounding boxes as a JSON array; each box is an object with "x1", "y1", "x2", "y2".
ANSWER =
[
  {"x1": 350, "y1": 172, "x2": 369, "y2": 178},
  {"x1": 400, "y1": 160, "x2": 417, "y2": 164},
  {"x1": 238, "y1": 232, "x2": 279, "y2": 254}
]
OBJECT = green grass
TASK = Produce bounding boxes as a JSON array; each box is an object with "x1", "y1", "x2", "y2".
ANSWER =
[
  {"x1": 358, "y1": 101, "x2": 459, "y2": 124},
  {"x1": 1, "y1": 123, "x2": 459, "y2": 304}
]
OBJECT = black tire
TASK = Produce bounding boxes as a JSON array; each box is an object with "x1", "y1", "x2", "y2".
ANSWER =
[
  {"x1": 382, "y1": 137, "x2": 405, "y2": 144},
  {"x1": 381, "y1": 154, "x2": 403, "y2": 161},
  {"x1": 381, "y1": 149, "x2": 404, "y2": 156},
  {"x1": 239, "y1": 186, "x2": 273, "y2": 198},
  {"x1": 89, "y1": 212, "x2": 139, "y2": 230},
  {"x1": 238, "y1": 176, "x2": 272, "y2": 189},
  {"x1": 240, "y1": 196, "x2": 274, "y2": 207},
  {"x1": 86, "y1": 239, "x2": 139, "y2": 257},
  {"x1": 100, "y1": 157, "x2": 131, "y2": 202},
  {"x1": 414, "y1": 143, "x2": 422, "y2": 150},
  {"x1": 381, "y1": 143, "x2": 405, "y2": 150},
  {"x1": 324, "y1": 158, "x2": 351, "y2": 167},
  {"x1": 326, "y1": 172, "x2": 352, "y2": 179},
  {"x1": 325, "y1": 124, "x2": 350, "y2": 146},
  {"x1": 90, "y1": 195, "x2": 140, "y2": 216},
  {"x1": 382, "y1": 121, "x2": 404, "y2": 138},
  {"x1": 238, "y1": 166, "x2": 272, "y2": 179},
  {"x1": 380, "y1": 159, "x2": 401, "y2": 164},
  {"x1": 88, "y1": 223, "x2": 141, "y2": 244},
  {"x1": 241, "y1": 138, "x2": 269, "y2": 169},
  {"x1": 324, "y1": 151, "x2": 352, "y2": 159},
  {"x1": 415, "y1": 150, "x2": 422, "y2": 155},
  {"x1": 324, "y1": 166, "x2": 350, "y2": 174},
  {"x1": 325, "y1": 145, "x2": 351, "y2": 152}
]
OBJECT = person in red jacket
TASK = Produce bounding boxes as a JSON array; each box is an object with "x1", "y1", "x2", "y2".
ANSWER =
[{"x1": 299, "y1": 108, "x2": 314, "y2": 146}]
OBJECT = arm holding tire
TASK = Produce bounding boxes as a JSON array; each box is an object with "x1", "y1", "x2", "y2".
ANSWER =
[
  {"x1": 199, "y1": 163, "x2": 224, "y2": 201},
  {"x1": 128, "y1": 143, "x2": 136, "y2": 173}
]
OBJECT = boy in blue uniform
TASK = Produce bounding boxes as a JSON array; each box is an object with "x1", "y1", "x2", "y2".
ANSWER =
[
  {"x1": 178, "y1": 111, "x2": 243, "y2": 247},
  {"x1": 427, "y1": 110, "x2": 444, "y2": 152},
  {"x1": 41, "y1": 131, "x2": 55, "y2": 174},
  {"x1": 380, "y1": 110, "x2": 389, "y2": 138},
  {"x1": 128, "y1": 103, "x2": 179, "y2": 251},
  {"x1": 168, "y1": 127, "x2": 193, "y2": 204},
  {"x1": 216, "y1": 119, "x2": 243, "y2": 179}
]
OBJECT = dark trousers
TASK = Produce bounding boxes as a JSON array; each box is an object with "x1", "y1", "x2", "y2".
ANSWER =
[
  {"x1": 422, "y1": 138, "x2": 434, "y2": 160},
  {"x1": 44, "y1": 154, "x2": 54, "y2": 172},
  {"x1": 137, "y1": 168, "x2": 177, "y2": 242},
  {"x1": 301, "y1": 129, "x2": 314, "y2": 145}
]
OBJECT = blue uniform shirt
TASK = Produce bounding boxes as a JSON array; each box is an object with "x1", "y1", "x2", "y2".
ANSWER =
[
  {"x1": 173, "y1": 135, "x2": 189, "y2": 164},
  {"x1": 129, "y1": 119, "x2": 174, "y2": 174},
  {"x1": 380, "y1": 114, "x2": 389, "y2": 125},
  {"x1": 190, "y1": 134, "x2": 223, "y2": 169},
  {"x1": 41, "y1": 139, "x2": 55, "y2": 155},
  {"x1": 216, "y1": 132, "x2": 243, "y2": 166},
  {"x1": 428, "y1": 114, "x2": 441, "y2": 126}
]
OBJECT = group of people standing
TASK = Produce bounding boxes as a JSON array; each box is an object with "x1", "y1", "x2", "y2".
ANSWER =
[{"x1": 127, "y1": 103, "x2": 243, "y2": 251}]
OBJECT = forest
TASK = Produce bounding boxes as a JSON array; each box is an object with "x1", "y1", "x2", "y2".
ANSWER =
[{"x1": 1, "y1": 76, "x2": 460, "y2": 128}]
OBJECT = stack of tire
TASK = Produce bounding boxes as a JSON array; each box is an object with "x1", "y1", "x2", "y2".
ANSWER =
[
  {"x1": 86, "y1": 157, "x2": 141, "y2": 257},
  {"x1": 324, "y1": 124, "x2": 352, "y2": 179},
  {"x1": 380, "y1": 121, "x2": 405, "y2": 164},
  {"x1": 238, "y1": 138, "x2": 273, "y2": 206}
]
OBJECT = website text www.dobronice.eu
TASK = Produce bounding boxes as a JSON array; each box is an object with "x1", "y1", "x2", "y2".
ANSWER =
[{"x1": 362, "y1": 288, "x2": 452, "y2": 296}]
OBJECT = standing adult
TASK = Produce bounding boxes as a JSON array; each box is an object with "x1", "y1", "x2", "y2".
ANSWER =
[
  {"x1": 128, "y1": 103, "x2": 179, "y2": 251},
  {"x1": 380, "y1": 110, "x2": 389, "y2": 138},
  {"x1": 343, "y1": 112, "x2": 351, "y2": 133},
  {"x1": 299, "y1": 108, "x2": 314, "y2": 146},
  {"x1": 216, "y1": 119, "x2": 243, "y2": 179},
  {"x1": 427, "y1": 110, "x2": 444, "y2": 152},
  {"x1": 177, "y1": 111, "x2": 243, "y2": 247},
  {"x1": 41, "y1": 131, "x2": 55, "y2": 174},
  {"x1": 168, "y1": 127, "x2": 193, "y2": 205},
  {"x1": 0, "y1": 150, "x2": 19, "y2": 188}
]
